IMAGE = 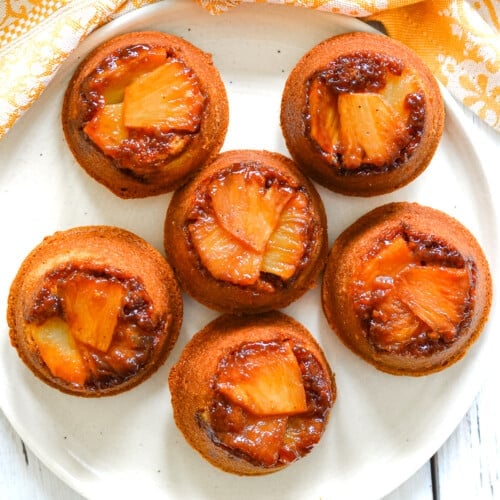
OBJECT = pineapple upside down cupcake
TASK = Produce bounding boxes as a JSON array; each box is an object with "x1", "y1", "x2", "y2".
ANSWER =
[
  {"x1": 169, "y1": 311, "x2": 336, "y2": 475},
  {"x1": 322, "y1": 202, "x2": 492, "y2": 376},
  {"x1": 7, "y1": 226, "x2": 183, "y2": 396},
  {"x1": 164, "y1": 150, "x2": 328, "y2": 314},
  {"x1": 62, "y1": 31, "x2": 229, "y2": 198},
  {"x1": 281, "y1": 32, "x2": 444, "y2": 196}
]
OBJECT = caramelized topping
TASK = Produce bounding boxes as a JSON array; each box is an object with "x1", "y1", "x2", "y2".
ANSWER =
[
  {"x1": 26, "y1": 267, "x2": 160, "y2": 389},
  {"x1": 188, "y1": 164, "x2": 314, "y2": 287},
  {"x1": 81, "y1": 44, "x2": 206, "y2": 171},
  {"x1": 353, "y1": 234, "x2": 474, "y2": 354},
  {"x1": 306, "y1": 51, "x2": 425, "y2": 171},
  {"x1": 198, "y1": 340, "x2": 333, "y2": 467},
  {"x1": 318, "y1": 53, "x2": 404, "y2": 93}
]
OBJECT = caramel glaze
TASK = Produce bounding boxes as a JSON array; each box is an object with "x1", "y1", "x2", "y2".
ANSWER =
[
  {"x1": 306, "y1": 52, "x2": 425, "y2": 173},
  {"x1": 169, "y1": 311, "x2": 336, "y2": 475},
  {"x1": 322, "y1": 202, "x2": 492, "y2": 376},
  {"x1": 27, "y1": 266, "x2": 161, "y2": 390},
  {"x1": 62, "y1": 31, "x2": 228, "y2": 198},
  {"x1": 281, "y1": 32, "x2": 444, "y2": 196},
  {"x1": 164, "y1": 150, "x2": 328, "y2": 314},
  {"x1": 7, "y1": 226, "x2": 183, "y2": 396},
  {"x1": 200, "y1": 341, "x2": 332, "y2": 468}
]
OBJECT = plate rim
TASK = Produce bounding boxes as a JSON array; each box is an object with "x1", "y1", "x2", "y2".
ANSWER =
[{"x1": 1, "y1": 2, "x2": 498, "y2": 499}]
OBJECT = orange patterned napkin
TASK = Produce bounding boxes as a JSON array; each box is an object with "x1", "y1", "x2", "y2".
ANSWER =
[{"x1": 0, "y1": 0, "x2": 498, "y2": 140}]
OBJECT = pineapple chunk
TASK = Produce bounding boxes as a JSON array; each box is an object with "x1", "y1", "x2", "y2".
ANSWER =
[
  {"x1": 216, "y1": 341, "x2": 307, "y2": 416},
  {"x1": 59, "y1": 275, "x2": 126, "y2": 352},
  {"x1": 359, "y1": 236, "x2": 415, "y2": 289},
  {"x1": 210, "y1": 170, "x2": 294, "y2": 253},
  {"x1": 370, "y1": 293, "x2": 422, "y2": 349},
  {"x1": 395, "y1": 265, "x2": 470, "y2": 338},
  {"x1": 217, "y1": 416, "x2": 287, "y2": 467},
  {"x1": 338, "y1": 92, "x2": 409, "y2": 168},
  {"x1": 380, "y1": 69, "x2": 422, "y2": 120},
  {"x1": 308, "y1": 77, "x2": 341, "y2": 157},
  {"x1": 29, "y1": 317, "x2": 87, "y2": 385},
  {"x1": 123, "y1": 59, "x2": 204, "y2": 131},
  {"x1": 100, "y1": 46, "x2": 168, "y2": 104},
  {"x1": 261, "y1": 192, "x2": 310, "y2": 280},
  {"x1": 83, "y1": 103, "x2": 127, "y2": 155},
  {"x1": 189, "y1": 214, "x2": 262, "y2": 285}
]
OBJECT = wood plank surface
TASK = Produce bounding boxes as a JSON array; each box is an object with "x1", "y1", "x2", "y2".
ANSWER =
[{"x1": 434, "y1": 362, "x2": 500, "y2": 500}]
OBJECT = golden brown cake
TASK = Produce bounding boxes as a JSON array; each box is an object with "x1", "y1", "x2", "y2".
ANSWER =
[
  {"x1": 62, "y1": 31, "x2": 229, "y2": 198},
  {"x1": 7, "y1": 226, "x2": 183, "y2": 396},
  {"x1": 322, "y1": 202, "x2": 492, "y2": 376},
  {"x1": 164, "y1": 149, "x2": 328, "y2": 313},
  {"x1": 169, "y1": 311, "x2": 336, "y2": 475},
  {"x1": 281, "y1": 32, "x2": 445, "y2": 196}
]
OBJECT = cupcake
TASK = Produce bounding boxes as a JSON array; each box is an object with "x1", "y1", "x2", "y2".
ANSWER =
[
  {"x1": 62, "y1": 31, "x2": 228, "y2": 198},
  {"x1": 7, "y1": 226, "x2": 183, "y2": 396},
  {"x1": 281, "y1": 32, "x2": 444, "y2": 196},
  {"x1": 164, "y1": 149, "x2": 328, "y2": 313},
  {"x1": 322, "y1": 202, "x2": 492, "y2": 375},
  {"x1": 169, "y1": 311, "x2": 336, "y2": 475}
]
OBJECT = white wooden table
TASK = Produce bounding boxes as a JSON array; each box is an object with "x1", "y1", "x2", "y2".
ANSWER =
[{"x1": 1, "y1": 103, "x2": 498, "y2": 499}]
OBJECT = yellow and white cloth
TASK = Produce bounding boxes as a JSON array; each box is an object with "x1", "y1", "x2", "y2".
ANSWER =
[{"x1": 0, "y1": 0, "x2": 498, "y2": 139}]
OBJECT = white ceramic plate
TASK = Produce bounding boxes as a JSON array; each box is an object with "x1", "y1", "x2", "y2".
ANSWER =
[{"x1": 0, "y1": 2, "x2": 497, "y2": 499}]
